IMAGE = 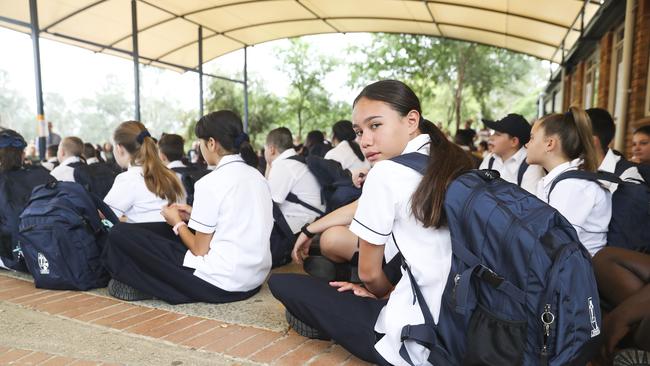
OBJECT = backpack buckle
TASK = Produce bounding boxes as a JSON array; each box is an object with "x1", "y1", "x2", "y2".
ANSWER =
[
  {"x1": 476, "y1": 264, "x2": 504, "y2": 288},
  {"x1": 401, "y1": 324, "x2": 412, "y2": 342}
]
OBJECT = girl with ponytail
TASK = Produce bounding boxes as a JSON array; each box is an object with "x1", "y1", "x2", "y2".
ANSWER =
[
  {"x1": 526, "y1": 106, "x2": 612, "y2": 256},
  {"x1": 103, "y1": 111, "x2": 273, "y2": 305},
  {"x1": 103, "y1": 121, "x2": 184, "y2": 223},
  {"x1": 325, "y1": 120, "x2": 371, "y2": 171},
  {"x1": 269, "y1": 80, "x2": 474, "y2": 365}
]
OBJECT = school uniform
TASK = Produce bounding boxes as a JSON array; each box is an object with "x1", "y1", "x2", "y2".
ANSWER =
[
  {"x1": 268, "y1": 148, "x2": 324, "y2": 233},
  {"x1": 103, "y1": 165, "x2": 171, "y2": 223},
  {"x1": 270, "y1": 134, "x2": 448, "y2": 365},
  {"x1": 325, "y1": 140, "x2": 371, "y2": 171},
  {"x1": 537, "y1": 159, "x2": 612, "y2": 256},
  {"x1": 598, "y1": 149, "x2": 646, "y2": 192},
  {"x1": 49, "y1": 156, "x2": 81, "y2": 182},
  {"x1": 86, "y1": 157, "x2": 100, "y2": 165},
  {"x1": 41, "y1": 157, "x2": 59, "y2": 171},
  {"x1": 102, "y1": 154, "x2": 274, "y2": 304},
  {"x1": 167, "y1": 160, "x2": 187, "y2": 182},
  {"x1": 479, "y1": 147, "x2": 544, "y2": 194}
]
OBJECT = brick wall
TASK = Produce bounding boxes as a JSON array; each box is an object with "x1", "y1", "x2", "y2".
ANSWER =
[
  {"x1": 625, "y1": 0, "x2": 650, "y2": 156},
  {"x1": 570, "y1": 61, "x2": 585, "y2": 108},
  {"x1": 597, "y1": 32, "x2": 613, "y2": 108}
]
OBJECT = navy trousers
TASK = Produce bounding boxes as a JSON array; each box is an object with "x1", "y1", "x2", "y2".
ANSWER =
[
  {"x1": 268, "y1": 273, "x2": 390, "y2": 365},
  {"x1": 102, "y1": 222, "x2": 260, "y2": 305}
]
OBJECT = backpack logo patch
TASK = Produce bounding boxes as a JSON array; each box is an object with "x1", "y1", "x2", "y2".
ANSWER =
[
  {"x1": 588, "y1": 297, "x2": 600, "y2": 337},
  {"x1": 37, "y1": 252, "x2": 50, "y2": 275}
]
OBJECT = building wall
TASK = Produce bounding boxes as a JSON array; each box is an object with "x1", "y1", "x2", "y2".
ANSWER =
[
  {"x1": 625, "y1": 0, "x2": 650, "y2": 156},
  {"x1": 597, "y1": 32, "x2": 613, "y2": 108}
]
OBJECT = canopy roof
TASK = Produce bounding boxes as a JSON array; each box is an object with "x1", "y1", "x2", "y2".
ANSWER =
[{"x1": 1, "y1": 0, "x2": 602, "y2": 72}]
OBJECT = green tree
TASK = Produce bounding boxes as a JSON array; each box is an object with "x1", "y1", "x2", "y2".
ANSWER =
[{"x1": 0, "y1": 70, "x2": 34, "y2": 141}]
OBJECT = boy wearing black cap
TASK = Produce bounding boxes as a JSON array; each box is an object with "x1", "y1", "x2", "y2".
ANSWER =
[{"x1": 479, "y1": 113, "x2": 544, "y2": 193}]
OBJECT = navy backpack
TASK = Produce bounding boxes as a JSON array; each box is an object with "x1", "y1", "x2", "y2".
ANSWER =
[
  {"x1": 549, "y1": 170, "x2": 650, "y2": 254},
  {"x1": 0, "y1": 166, "x2": 55, "y2": 271},
  {"x1": 391, "y1": 153, "x2": 602, "y2": 366},
  {"x1": 69, "y1": 161, "x2": 117, "y2": 199},
  {"x1": 170, "y1": 166, "x2": 211, "y2": 206},
  {"x1": 18, "y1": 181, "x2": 119, "y2": 290}
]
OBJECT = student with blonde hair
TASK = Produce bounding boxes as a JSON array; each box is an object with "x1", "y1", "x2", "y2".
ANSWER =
[{"x1": 50, "y1": 136, "x2": 84, "y2": 182}]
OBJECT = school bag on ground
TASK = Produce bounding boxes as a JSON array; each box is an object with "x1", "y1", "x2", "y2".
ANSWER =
[
  {"x1": 391, "y1": 152, "x2": 602, "y2": 366},
  {"x1": 549, "y1": 170, "x2": 650, "y2": 254},
  {"x1": 69, "y1": 161, "x2": 117, "y2": 199},
  {"x1": 288, "y1": 155, "x2": 361, "y2": 213},
  {"x1": 170, "y1": 166, "x2": 211, "y2": 206},
  {"x1": 0, "y1": 166, "x2": 56, "y2": 272},
  {"x1": 18, "y1": 181, "x2": 119, "y2": 290}
]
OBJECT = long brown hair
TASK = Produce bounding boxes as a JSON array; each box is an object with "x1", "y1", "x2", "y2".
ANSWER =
[
  {"x1": 113, "y1": 121, "x2": 184, "y2": 204},
  {"x1": 537, "y1": 106, "x2": 599, "y2": 172},
  {"x1": 353, "y1": 80, "x2": 474, "y2": 228}
]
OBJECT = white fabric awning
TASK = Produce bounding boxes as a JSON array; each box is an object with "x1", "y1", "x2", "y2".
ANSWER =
[{"x1": 0, "y1": 0, "x2": 602, "y2": 72}]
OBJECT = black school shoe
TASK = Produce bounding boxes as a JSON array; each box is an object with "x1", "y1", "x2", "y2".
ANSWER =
[
  {"x1": 108, "y1": 279, "x2": 153, "y2": 301},
  {"x1": 303, "y1": 256, "x2": 361, "y2": 283},
  {"x1": 285, "y1": 309, "x2": 330, "y2": 340}
]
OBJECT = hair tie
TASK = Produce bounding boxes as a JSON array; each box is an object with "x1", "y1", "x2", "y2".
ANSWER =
[
  {"x1": 0, "y1": 133, "x2": 27, "y2": 149},
  {"x1": 136, "y1": 130, "x2": 151, "y2": 144},
  {"x1": 565, "y1": 111, "x2": 573, "y2": 120},
  {"x1": 234, "y1": 132, "x2": 249, "y2": 149}
]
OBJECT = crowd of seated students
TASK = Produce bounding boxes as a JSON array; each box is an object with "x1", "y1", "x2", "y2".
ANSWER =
[{"x1": 1, "y1": 79, "x2": 650, "y2": 365}]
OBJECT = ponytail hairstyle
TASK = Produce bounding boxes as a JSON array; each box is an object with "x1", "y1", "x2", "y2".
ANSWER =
[
  {"x1": 353, "y1": 80, "x2": 473, "y2": 228},
  {"x1": 332, "y1": 120, "x2": 365, "y2": 162},
  {"x1": 537, "y1": 106, "x2": 599, "y2": 172},
  {"x1": 194, "y1": 110, "x2": 259, "y2": 168},
  {"x1": 113, "y1": 121, "x2": 184, "y2": 204},
  {"x1": 0, "y1": 129, "x2": 27, "y2": 173}
]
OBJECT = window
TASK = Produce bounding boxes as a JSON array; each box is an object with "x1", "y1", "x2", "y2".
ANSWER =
[
  {"x1": 553, "y1": 88, "x2": 563, "y2": 112},
  {"x1": 609, "y1": 24, "x2": 625, "y2": 122},
  {"x1": 584, "y1": 50, "x2": 599, "y2": 109}
]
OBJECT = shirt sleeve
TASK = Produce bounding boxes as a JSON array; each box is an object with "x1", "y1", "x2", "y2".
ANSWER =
[
  {"x1": 549, "y1": 180, "x2": 597, "y2": 234},
  {"x1": 349, "y1": 162, "x2": 396, "y2": 246},
  {"x1": 103, "y1": 173, "x2": 134, "y2": 217},
  {"x1": 188, "y1": 179, "x2": 219, "y2": 234},
  {"x1": 267, "y1": 161, "x2": 295, "y2": 203}
]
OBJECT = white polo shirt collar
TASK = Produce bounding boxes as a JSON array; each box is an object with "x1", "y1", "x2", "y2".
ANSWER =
[{"x1": 60, "y1": 156, "x2": 81, "y2": 167}]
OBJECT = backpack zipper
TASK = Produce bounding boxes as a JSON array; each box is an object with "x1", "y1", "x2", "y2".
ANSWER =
[{"x1": 540, "y1": 303, "x2": 555, "y2": 362}]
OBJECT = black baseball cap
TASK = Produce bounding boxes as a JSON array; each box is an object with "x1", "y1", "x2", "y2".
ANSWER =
[{"x1": 482, "y1": 114, "x2": 531, "y2": 145}]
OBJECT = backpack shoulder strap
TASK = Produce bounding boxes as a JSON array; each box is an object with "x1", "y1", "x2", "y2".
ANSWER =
[
  {"x1": 488, "y1": 156, "x2": 495, "y2": 170},
  {"x1": 548, "y1": 170, "x2": 621, "y2": 199},
  {"x1": 287, "y1": 155, "x2": 306, "y2": 164},
  {"x1": 390, "y1": 152, "x2": 428, "y2": 174},
  {"x1": 285, "y1": 193, "x2": 325, "y2": 216},
  {"x1": 614, "y1": 156, "x2": 636, "y2": 178},
  {"x1": 517, "y1": 160, "x2": 529, "y2": 187}
]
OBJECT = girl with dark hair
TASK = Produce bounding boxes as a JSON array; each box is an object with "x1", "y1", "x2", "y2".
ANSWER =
[
  {"x1": 102, "y1": 111, "x2": 273, "y2": 304},
  {"x1": 632, "y1": 125, "x2": 650, "y2": 165},
  {"x1": 269, "y1": 80, "x2": 473, "y2": 365},
  {"x1": 304, "y1": 130, "x2": 331, "y2": 158},
  {"x1": 526, "y1": 107, "x2": 612, "y2": 256},
  {"x1": 325, "y1": 120, "x2": 370, "y2": 171}
]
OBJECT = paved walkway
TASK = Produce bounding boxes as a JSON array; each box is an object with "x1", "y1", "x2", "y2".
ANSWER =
[{"x1": 0, "y1": 272, "x2": 370, "y2": 365}]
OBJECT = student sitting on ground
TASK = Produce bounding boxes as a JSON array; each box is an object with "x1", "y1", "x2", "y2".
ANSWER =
[
  {"x1": 0, "y1": 129, "x2": 54, "y2": 271},
  {"x1": 593, "y1": 247, "x2": 650, "y2": 363},
  {"x1": 270, "y1": 80, "x2": 474, "y2": 365},
  {"x1": 587, "y1": 108, "x2": 645, "y2": 188},
  {"x1": 265, "y1": 127, "x2": 324, "y2": 235},
  {"x1": 324, "y1": 120, "x2": 371, "y2": 171},
  {"x1": 479, "y1": 114, "x2": 544, "y2": 193},
  {"x1": 526, "y1": 107, "x2": 612, "y2": 256},
  {"x1": 102, "y1": 111, "x2": 273, "y2": 304},
  {"x1": 40, "y1": 144, "x2": 59, "y2": 171},
  {"x1": 103, "y1": 121, "x2": 184, "y2": 223},
  {"x1": 50, "y1": 136, "x2": 84, "y2": 182},
  {"x1": 83, "y1": 143, "x2": 101, "y2": 165}
]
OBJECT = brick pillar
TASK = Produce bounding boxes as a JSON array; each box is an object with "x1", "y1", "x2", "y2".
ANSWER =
[
  {"x1": 625, "y1": 0, "x2": 650, "y2": 156},
  {"x1": 563, "y1": 72, "x2": 572, "y2": 111},
  {"x1": 570, "y1": 62, "x2": 585, "y2": 108},
  {"x1": 598, "y1": 32, "x2": 613, "y2": 109}
]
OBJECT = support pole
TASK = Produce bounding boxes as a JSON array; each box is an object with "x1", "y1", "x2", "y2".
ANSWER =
[
  {"x1": 29, "y1": 0, "x2": 46, "y2": 160},
  {"x1": 131, "y1": 0, "x2": 141, "y2": 121},
  {"x1": 243, "y1": 46, "x2": 249, "y2": 133},
  {"x1": 198, "y1": 26, "x2": 204, "y2": 118},
  {"x1": 614, "y1": 0, "x2": 636, "y2": 151}
]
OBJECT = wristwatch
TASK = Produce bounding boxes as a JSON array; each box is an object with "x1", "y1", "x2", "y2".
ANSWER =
[
  {"x1": 301, "y1": 223, "x2": 316, "y2": 238},
  {"x1": 172, "y1": 221, "x2": 187, "y2": 236}
]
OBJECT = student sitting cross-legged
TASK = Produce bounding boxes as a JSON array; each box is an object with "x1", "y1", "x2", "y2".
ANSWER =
[{"x1": 102, "y1": 111, "x2": 273, "y2": 304}]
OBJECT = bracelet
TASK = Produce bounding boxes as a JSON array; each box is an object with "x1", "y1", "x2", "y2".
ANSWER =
[
  {"x1": 172, "y1": 221, "x2": 187, "y2": 236},
  {"x1": 301, "y1": 223, "x2": 316, "y2": 238}
]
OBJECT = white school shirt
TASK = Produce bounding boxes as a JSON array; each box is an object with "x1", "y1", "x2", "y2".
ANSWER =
[
  {"x1": 86, "y1": 157, "x2": 100, "y2": 165},
  {"x1": 268, "y1": 148, "x2": 325, "y2": 233},
  {"x1": 103, "y1": 165, "x2": 171, "y2": 223},
  {"x1": 598, "y1": 149, "x2": 645, "y2": 192},
  {"x1": 536, "y1": 160, "x2": 612, "y2": 256},
  {"x1": 324, "y1": 140, "x2": 371, "y2": 171},
  {"x1": 479, "y1": 147, "x2": 545, "y2": 194},
  {"x1": 41, "y1": 157, "x2": 59, "y2": 171},
  {"x1": 49, "y1": 156, "x2": 81, "y2": 182},
  {"x1": 185, "y1": 154, "x2": 273, "y2": 292},
  {"x1": 349, "y1": 133, "x2": 450, "y2": 366}
]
